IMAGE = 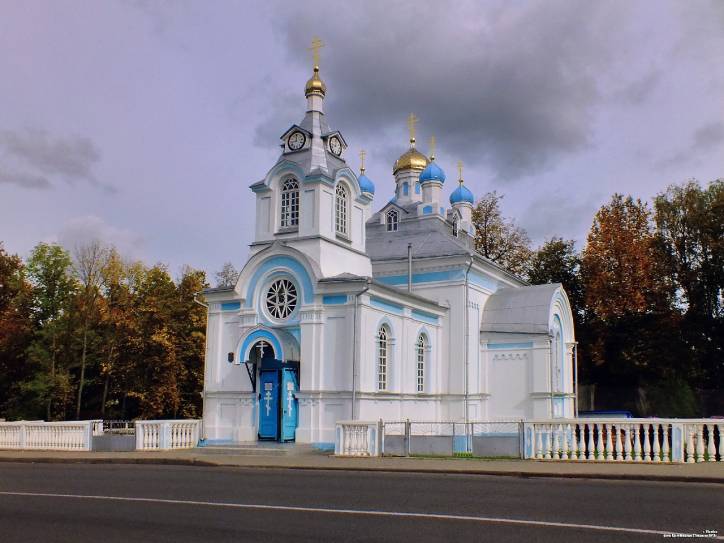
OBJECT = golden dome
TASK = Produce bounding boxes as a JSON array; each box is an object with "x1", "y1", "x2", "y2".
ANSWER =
[
  {"x1": 305, "y1": 66, "x2": 327, "y2": 96},
  {"x1": 393, "y1": 142, "x2": 429, "y2": 174}
]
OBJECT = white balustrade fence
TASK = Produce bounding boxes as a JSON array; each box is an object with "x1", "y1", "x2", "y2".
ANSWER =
[
  {"x1": 523, "y1": 419, "x2": 723, "y2": 463},
  {"x1": 135, "y1": 420, "x2": 201, "y2": 450},
  {"x1": 335, "y1": 421, "x2": 381, "y2": 456},
  {"x1": 0, "y1": 421, "x2": 95, "y2": 451}
]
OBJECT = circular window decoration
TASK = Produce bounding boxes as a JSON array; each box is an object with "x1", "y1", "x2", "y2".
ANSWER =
[{"x1": 266, "y1": 279, "x2": 297, "y2": 320}]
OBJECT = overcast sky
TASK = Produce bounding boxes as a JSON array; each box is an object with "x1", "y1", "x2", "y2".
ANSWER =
[{"x1": 1, "y1": 0, "x2": 722, "y2": 280}]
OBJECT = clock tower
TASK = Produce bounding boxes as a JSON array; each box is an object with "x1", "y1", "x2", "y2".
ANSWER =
[{"x1": 248, "y1": 39, "x2": 374, "y2": 278}]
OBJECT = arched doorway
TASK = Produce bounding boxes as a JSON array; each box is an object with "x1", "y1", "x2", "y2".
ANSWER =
[{"x1": 247, "y1": 339, "x2": 299, "y2": 442}]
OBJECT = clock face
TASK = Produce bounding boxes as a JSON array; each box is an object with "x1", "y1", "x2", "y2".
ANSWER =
[
  {"x1": 288, "y1": 131, "x2": 306, "y2": 151},
  {"x1": 329, "y1": 136, "x2": 342, "y2": 156}
]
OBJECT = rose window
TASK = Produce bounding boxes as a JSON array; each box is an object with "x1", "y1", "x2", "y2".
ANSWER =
[{"x1": 266, "y1": 279, "x2": 297, "y2": 320}]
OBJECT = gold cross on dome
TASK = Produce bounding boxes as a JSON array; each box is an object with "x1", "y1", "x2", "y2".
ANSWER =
[
  {"x1": 359, "y1": 149, "x2": 366, "y2": 173},
  {"x1": 457, "y1": 160, "x2": 464, "y2": 182},
  {"x1": 429, "y1": 135, "x2": 436, "y2": 159},
  {"x1": 407, "y1": 113, "x2": 418, "y2": 144},
  {"x1": 309, "y1": 37, "x2": 324, "y2": 67}
]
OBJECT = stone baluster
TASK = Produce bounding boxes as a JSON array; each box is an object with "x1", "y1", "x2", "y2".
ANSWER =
[
  {"x1": 706, "y1": 424, "x2": 716, "y2": 462},
  {"x1": 633, "y1": 424, "x2": 642, "y2": 462},
  {"x1": 587, "y1": 423, "x2": 595, "y2": 461},
  {"x1": 686, "y1": 426, "x2": 695, "y2": 463},
  {"x1": 614, "y1": 425, "x2": 623, "y2": 461},
  {"x1": 718, "y1": 425, "x2": 723, "y2": 462},
  {"x1": 624, "y1": 425, "x2": 632, "y2": 461},
  {"x1": 596, "y1": 423, "x2": 604, "y2": 461},
  {"x1": 561, "y1": 424, "x2": 570, "y2": 460},
  {"x1": 536, "y1": 426, "x2": 543, "y2": 459},
  {"x1": 662, "y1": 424, "x2": 670, "y2": 462},
  {"x1": 653, "y1": 423, "x2": 661, "y2": 462},
  {"x1": 695, "y1": 424, "x2": 705, "y2": 462},
  {"x1": 643, "y1": 424, "x2": 652, "y2": 462},
  {"x1": 605, "y1": 424, "x2": 613, "y2": 461},
  {"x1": 552, "y1": 425, "x2": 560, "y2": 460},
  {"x1": 543, "y1": 424, "x2": 553, "y2": 460},
  {"x1": 577, "y1": 424, "x2": 586, "y2": 461}
]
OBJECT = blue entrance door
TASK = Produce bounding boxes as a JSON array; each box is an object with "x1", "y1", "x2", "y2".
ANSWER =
[
  {"x1": 258, "y1": 370, "x2": 279, "y2": 440},
  {"x1": 280, "y1": 368, "x2": 299, "y2": 442}
]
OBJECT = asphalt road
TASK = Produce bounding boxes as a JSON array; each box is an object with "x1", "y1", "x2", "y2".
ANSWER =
[{"x1": 0, "y1": 463, "x2": 721, "y2": 542}]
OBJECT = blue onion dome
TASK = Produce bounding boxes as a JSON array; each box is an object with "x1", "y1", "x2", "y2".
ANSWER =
[
  {"x1": 419, "y1": 160, "x2": 446, "y2": 184},
  {"x1": 358, "y1": 173, "x2": 375, "y2": 194},
  {"x1": 450, "y1": 183, "x2": 474, "y2": 205}
]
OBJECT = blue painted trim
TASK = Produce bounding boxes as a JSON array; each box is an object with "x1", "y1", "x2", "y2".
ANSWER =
[
  {"x1": 200, "y1": 439, "x2": 235, "y2": 446},
  {"x1": 422, "y1": 205, "x2": 433, "y2": 214},
  {"x1": 415, "y1": 182, "x2": 421, "y2": 194},
  {"x1": 312, "y1": 442, "x2": 335, "y2": 451},
  {"x1": 370, "y1": 296, "x2": 404, "y2": 315},
  {"x1": 439, "y1": 206, "x2": 444, "y2": 215},
  {"x1": 376, "y1": 269, "x2": 466, "y2": 286},
  {"x1": 403, "y1": 182, "x2": 409, "y2": 196},
  {"x1": 240, "y1": 329, "x2": 283, "y2": 362},
  {"x1": 469, "y1": 270, "x2": 498, "y2": 291},
  {"x1": 221, "y1": 301, "x2": 241, "y2": 311},
  {"x1": 245, "y1": 255, "x2": 314, "y2": 307},
  {"x1": 286, "y1": 326, "x2": 301, "y2": 344},
  {"x1": 486, "y1": 342, "x2": 534, "y2": 350},
  {"x1": 323, "y1": 294, "x2": 348, "y2": 305},
  {"x1": 411, "y1": 309, "x2": 439, "y2": 324}
]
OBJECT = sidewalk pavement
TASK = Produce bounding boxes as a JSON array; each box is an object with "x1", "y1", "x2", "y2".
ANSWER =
[{"x1": 0, "y1": 448, "x2": 722, "y2": 483}]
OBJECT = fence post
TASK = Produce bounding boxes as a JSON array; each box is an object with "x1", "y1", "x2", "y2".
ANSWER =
[
  {"x1": 405, "y1": 419, "x2": 411, "y2": 456},
  {"x1": 670, "y1": 423, "x2": 685, "y2": 463},
  {"x1": 378, "y1": 419, "x2": 384, "y2": 456}
]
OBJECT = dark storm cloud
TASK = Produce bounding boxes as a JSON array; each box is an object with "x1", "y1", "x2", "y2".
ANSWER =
[
  {"x1": 612, "y1": 71, "x2": 661, "y2": 105},
  {"x1": 0, "y1": 128, "x2": 113, "y2": 191},
  {"x1": 266, "y1": 0, "x2": 630, "y2": 181},
  {"x1": 0, "y1": 170, "x2": 51, "y2": 190},
  {"x1": 655, "y1": 121, "x2": 724, "y2": 171}
]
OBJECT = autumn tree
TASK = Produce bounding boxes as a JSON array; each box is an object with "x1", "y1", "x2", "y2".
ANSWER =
[
  {"x1": 582, "y1": 194, "x2": 670, "y2": 320},
  {"x1": 0, "y1": 243, "x2": 33, "y2": 418},
  {"x1": 72, "y1": 240, "x2": 109, "y2": 419},
  {"x1": 471, "y1": 191, "x2": 532, "y2": 276}
]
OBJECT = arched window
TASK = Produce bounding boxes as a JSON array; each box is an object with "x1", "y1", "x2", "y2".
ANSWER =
[
  {"x1": 335, "y1": 183, "x2": 348, "y2": 235},
  {"x1": 416, "y1": 333, "x2": 426, "y2": 392},
  {"x1": 280, "y1": 179, "x2": 299, "y2": 228},
  {"x1": 452, "y1": 214, "x2": 459, "y2": 237},
  {"x1": 377, "y1": 326, "x2": 389, "y2": 391},
  {"x1": 402, "y1": 182, "x2": 409, "y2": 196},
  {"x1": 386, "y1": 209, "x2": 398, "y2": 232}
]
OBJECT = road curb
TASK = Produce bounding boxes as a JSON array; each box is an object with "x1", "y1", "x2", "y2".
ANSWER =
[{"x1": 0, "y1": 455, "x2": 722, "y2": 484}]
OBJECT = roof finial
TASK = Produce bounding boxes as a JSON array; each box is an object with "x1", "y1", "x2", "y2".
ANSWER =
[
  {"x1": 429, "y1": 135, "x2": 436, "y2": 161},
  {"x1": 309, "y1": 36, "x2": 324, "y2": 69},
  {"x1": 457, "y1": 160, "x2": 464, "y2": 185},
  {"x1": 407, "y1": 113, "x2": 418, "y2": 147},
  {"x1": 359, "y1": 149, "x2": 366, "y2": 174}
]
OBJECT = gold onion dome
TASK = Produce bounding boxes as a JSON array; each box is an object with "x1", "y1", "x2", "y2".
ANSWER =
[
  {"x1": 393, "y1": 143, "x2": 429, "y2": 174},
  {"x1": 305, "y1": 66, "x2": 327, "y2": 96}
]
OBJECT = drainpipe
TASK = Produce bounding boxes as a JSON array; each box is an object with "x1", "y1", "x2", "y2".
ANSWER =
[
  {"x1": 193, "y1": 294, "x2": 209, "y2": 440},
  {"x1": 407, "y1": 243, "x2": 413, "y2": 293},
  {"x1": 573, "y1": 341, "x2": 579, "y2": 418},
  {"x1": 352, "y1": 279, "x2": 372, "y2": 420},
  {"x1": 463, "y1": 254, "x2": 473, "y2": 452}
]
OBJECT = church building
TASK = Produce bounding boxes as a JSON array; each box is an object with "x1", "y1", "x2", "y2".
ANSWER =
[{"x1": 201, "y1": 54, "x2": 576, "y2": 446}]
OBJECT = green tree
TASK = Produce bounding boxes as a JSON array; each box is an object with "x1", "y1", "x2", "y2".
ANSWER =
[
  {"x1": 527, "y1": 238, "x2": 584, "y2": 318},
  {"x1": 653, "y1": 179, "x2": 723, "y2": 392},
  {"x1": 471, "y1": 191, "x2": 532, "y2": 276},
  {"x1": 24, "y1": 243, "x2": 77, "y2": 419}
]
